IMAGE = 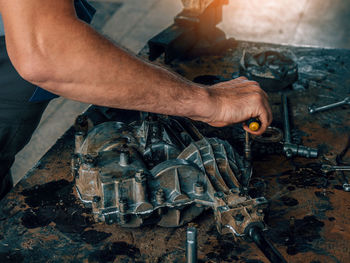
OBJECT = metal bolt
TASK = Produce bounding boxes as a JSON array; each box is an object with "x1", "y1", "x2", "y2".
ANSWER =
[
  {"x1": 257, "y1": 208, "x2": 264, "y2": 216},
  {"x1": 135, "y1": 169, "x2": 146, "y2": 183},
  {"x1": 119, "y1": 148, "x2": 129, "y2": 166},
  {"x1": 93, "y1": 196, "x2": 101, "y2": 203},
  {"x1": 84, "y1": 153, "x2": 98, "y2": 167},
  {"x1": 74, "y1": 132, "x2": 85, "y2": 153},
  {"x1": 119, "y1": 199, "x2": 128, "y2": 213},
  {"x1": 234, "y1": 213, "x2": 244, "y2": 222},
  {"x1": 119, "y1": 199, "x2": 129, "y2": 224},
  {"x1": 194, "y1": 182, "x2": 204, "y2": 196},
  {"x1": 215, "y1": 192, "x2": 224, "y2": 198},
  {"x1": 156, "y1": 189, "x2": 165, "y2": 205}
]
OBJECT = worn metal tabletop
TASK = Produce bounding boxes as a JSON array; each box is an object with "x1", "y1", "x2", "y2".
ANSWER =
[{"x1": 1, "y1": 41, "x2": 350, "y2": 263}]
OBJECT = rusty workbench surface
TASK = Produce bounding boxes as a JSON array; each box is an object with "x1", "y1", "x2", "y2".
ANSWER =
[{"x1": 1, "y1": 41, "x2": 350, "y2": 263}]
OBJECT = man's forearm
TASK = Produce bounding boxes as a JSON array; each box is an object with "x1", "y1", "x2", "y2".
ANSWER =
[
  {"x1": 0, "y1": 0, "x2": 212, "y2": 120},
  {"x1": 32, "y1": 22, "x2": 211, "y2": 119}
]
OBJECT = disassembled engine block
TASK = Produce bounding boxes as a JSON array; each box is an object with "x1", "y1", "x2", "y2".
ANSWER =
[{"x1": 72, "y1": 113, "x2": 268, "y2": 238}]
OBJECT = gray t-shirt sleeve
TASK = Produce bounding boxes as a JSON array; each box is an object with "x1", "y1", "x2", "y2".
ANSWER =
[{"x1": 0, "y1": 14, "x2": 4, "y2": 36}]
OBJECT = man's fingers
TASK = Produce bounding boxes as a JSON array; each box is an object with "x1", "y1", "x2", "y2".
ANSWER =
[
  {"x1": 227, "y1": 79, "x2": 260, "y2": 87},
  {"x1": 232, "y1": 76, "x2": 248, "y2": 82}
]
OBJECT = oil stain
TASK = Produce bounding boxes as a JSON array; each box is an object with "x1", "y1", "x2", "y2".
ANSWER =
[
  {"x1": 81, "y1": 230, "x2": 112, "y2": 245},
  {"x1": 267, "y1": 215, "x2": 325, "y2": 255},
  {"x1": 20, "y1": 180, "x2": 110, "y2": 244},
  {"x1": 88, "y1": 242, "x2": 140, "y2": 262},
  {"x1": 205, "y1": 230, "x2": 250, "y2": 262},
  {"x1": 278, "y1": 166, "x2": 329, "y2": 188},
  {"x1": 0, "y1": 251, "x2": 24, "y2": 263},
  {"x1": 280, "y1": 196, "x2": 299, "y2": 206}
]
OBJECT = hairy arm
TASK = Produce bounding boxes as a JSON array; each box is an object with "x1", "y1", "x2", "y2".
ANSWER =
[{"x1": 0, "y1": 0, "x2": 272, "y2": 134}]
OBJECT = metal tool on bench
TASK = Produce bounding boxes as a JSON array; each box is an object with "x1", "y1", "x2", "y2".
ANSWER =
[
  {"x1": 186, "y1": 227, "x2": 197, "y2": 263},
  {"x1": 321, "y1": 164, "x2": 350, "y2": 173},
  {"x1": 282, "y1": 94, "x2": 318, "y2": 158},
  {"x1": 321, "y1": 164, "x2": 350, "y2": 191},
  {"x1": 308, "y1": 97, "x2": 350, "y2": 114}
]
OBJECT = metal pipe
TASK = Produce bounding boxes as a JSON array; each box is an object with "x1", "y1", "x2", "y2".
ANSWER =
[
  {"x1": 248, "y1": 227, "x2": 287, "y2": 263},
  {"x1": 186, "y1": 227, "x2": 197, "y2": 263},
  {"x1": 282, "y1": 94, "x2": 291, "y2": 143}
]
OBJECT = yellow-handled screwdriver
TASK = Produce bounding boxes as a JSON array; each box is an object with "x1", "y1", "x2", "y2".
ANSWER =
[{"x1": 246, "y1": 117, "x2": 261, "y2": 132}]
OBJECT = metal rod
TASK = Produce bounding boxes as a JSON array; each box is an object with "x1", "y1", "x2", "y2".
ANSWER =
[
  {"x1": 249, "y1": 227, "x2": 287, "y2": 263},
  {"x1": 242, "y1": 131, "x2": 253, "y2": 188},
  {"x1": 321, "y1": 164, "x2": 350, "y2": 172},
  {"x1": 186, "y1": 227, "x2": 197, "y2": 263},
  {"x1": 309, "y1": 97, "x2": 350, "y2": 114},
  {"x1": 245, "y1": 131, "x2": 251, "y2": 161},
  {"x1": 282, "y1": 94, "x2": 291, "y2": 143},
  {"x1": 332, "y1": 166, "x2": 350, "y2": 171}
]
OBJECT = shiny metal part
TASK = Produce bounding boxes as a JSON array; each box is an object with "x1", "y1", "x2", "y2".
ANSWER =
[
  {"x1": 343, "y1": 183, "x2": 350, "y2": 192},
  {"x1": 186, "y1": 227, "x2": 197, "y2": 263},
  {"x1": 308, "y1": 97, "x2": 350, "y2": 114},
  {"x1": 282, "y1": 94, "x2": 318, "y2": 158},
  {"x1": 73, "y1": 114, "x2": 268, "y2": 238},
  {"x1": 321, "y1": 164, "x2": 350, "y2": 173},
  {"x1": 321, "y1": 164, "x2": 350, "y2": 192}
]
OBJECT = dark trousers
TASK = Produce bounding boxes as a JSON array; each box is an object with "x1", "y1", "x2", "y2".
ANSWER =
[{"x1": 0, "y1": 36, "x2": 49, "y2": 199}]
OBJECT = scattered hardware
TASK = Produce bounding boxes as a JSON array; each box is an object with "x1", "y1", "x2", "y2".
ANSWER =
[
  {"x1": 308, "y1": 96, "x2": 350, "y2": 114},
  {"x1": 186, "y1": 227, "x2": 197, "y2": 263},
  {"x1": 239, "y1": 50, "x2": 298, "y2": 92},
  {"x1": 281, "y1": 94, "x2": 318, "y2": 158}
]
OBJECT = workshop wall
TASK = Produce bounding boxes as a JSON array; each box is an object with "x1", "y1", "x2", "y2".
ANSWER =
[{"x1": 219, "y1": 0, "x2": 350, "y2": 49}]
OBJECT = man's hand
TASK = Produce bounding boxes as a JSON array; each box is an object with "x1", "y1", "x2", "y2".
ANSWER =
[{"x1": 194, "y1": 77, "x2": 272, "y2": 135}]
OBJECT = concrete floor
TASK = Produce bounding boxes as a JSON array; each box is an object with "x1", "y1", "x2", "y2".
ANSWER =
[{"x1": 11, "y1": 0, "x2": 350, "y2": 184}]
